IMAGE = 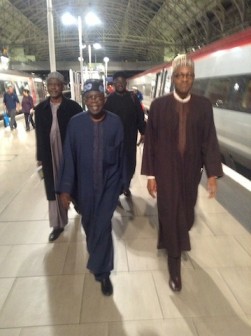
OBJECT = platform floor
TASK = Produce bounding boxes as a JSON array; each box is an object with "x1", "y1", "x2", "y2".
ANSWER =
[{"x1": 0, "y1": 119, "x2": 251, "y2": 336}]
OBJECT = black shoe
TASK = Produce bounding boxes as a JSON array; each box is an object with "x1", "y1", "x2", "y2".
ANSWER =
[
  {"x1": 123, "y1": 189, "x2": 131, "y2": 197},
  {"x1": 48, "y1": 228, "x2": 64, "y2": 242},
  {"x1": 169, "y1": 276, "x2": 182, "y2": 292},
  {"x1": 101, "y1": 277, "x2": 113, "y2": 296}
]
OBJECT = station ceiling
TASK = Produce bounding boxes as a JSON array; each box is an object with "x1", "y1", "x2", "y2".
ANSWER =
[{"x1": 1, "y1": 0, "x2": 251, "y2": 64}]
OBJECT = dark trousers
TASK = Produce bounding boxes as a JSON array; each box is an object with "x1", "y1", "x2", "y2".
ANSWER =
[
  {"x1": 24, "y1": 113, "x2": 35, "y2": 130},
  {"x1": 9, "y1": 109, "x2": 17, "y2": 130},
  {"x1": 168, "y1": 255, "x2": 181, "y2": 279}
]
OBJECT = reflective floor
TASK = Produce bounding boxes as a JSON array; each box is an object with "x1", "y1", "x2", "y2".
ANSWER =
[{"x1": 0, "y1": 119, "x2": 251, "y2": 336}]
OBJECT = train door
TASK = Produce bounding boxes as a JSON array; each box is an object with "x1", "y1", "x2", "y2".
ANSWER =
[
  {"x1": 33, "y1": 78, "x2": 46, "y2": 104},
  {"x1": 154, "y1": 71, "x2": 163, "y2": 98},
  {"x1": 0, "y1": 80, "x2": 5, "y2": 114},
  {"x1": 27, "y1": 78, "x2": 37, "y2": 105},
  {"x1": 14, "y1": 80, "x2": 29, "y2": 103},
  {"x1": 163, "y1": 70, "x2": 172, "y2": 94}
]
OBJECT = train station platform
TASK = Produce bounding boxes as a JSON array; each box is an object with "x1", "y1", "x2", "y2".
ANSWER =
[{"x1": 0, "y1": 118, "x2": 251, "y2": 336}]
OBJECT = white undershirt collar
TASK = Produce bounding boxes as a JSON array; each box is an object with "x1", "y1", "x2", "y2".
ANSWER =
[{"x1": 173, "y1": 90, "x2": 191, "y2": 103}]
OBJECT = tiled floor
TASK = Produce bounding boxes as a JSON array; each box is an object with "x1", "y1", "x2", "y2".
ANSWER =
[{"x1": 0, "y1": 119, "x2": 251, "y2": 335}]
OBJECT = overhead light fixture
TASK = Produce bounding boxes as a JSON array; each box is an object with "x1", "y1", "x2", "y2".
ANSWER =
[
  {"x1": 61, "y1": 13, "x2": 77, "y2": 25},
  {"x1": 85, "y1": 11, "x2": 101, "y2": 26},
  {"x1": 93, "y1": 43, "x2": 102, "y2": 50}
]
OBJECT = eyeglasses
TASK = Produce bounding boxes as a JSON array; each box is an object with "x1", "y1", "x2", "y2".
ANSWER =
[
  {"x1": 85, "y1": 94, "x2": 103, "y2": 101},
  {"x1": 174, "y1": 73, "x2": 194, "y2": 80}
]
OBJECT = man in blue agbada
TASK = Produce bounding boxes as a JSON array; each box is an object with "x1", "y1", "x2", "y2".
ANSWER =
[{"x1": 57, "y1": 79, "x2": 125, "y2": 296}]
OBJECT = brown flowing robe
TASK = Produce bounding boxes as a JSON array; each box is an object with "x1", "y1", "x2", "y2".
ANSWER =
[
  {"x1": 48, "y1": 102, "x2": 67, "y2": 229},
  {"x1": 141, "y1": 93, "x2": 223, "y2": 257}
]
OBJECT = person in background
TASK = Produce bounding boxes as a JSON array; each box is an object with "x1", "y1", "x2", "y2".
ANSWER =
[
  {"x1": 106, "y1": 82, "x2": 114, "y2": 95},
  {"x1": 132, "y1": 86, "x2": 143, "y2": 103},
  {"x1": 3, "y1": 83, "x2": 21, "y2": 130},
  {"x1": 141, "y1": 54, "x2": 223, "y2": 292},
  {"x1": 57, "y1": 79, "x2": 124, "y2": 296},
  {"x1": 104, "y1": 71, "x2": 146, "y2": 197},
  {"x1": 35, "y1": 71, "x2": 82, "y2": 242},
  {"x1": 22, "y1": 87, "x2": 35, "y2": 131}
]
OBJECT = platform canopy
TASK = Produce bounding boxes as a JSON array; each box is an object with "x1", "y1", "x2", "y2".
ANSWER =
[{"x1": 0, "y1": 0, "x2": 251, "y2": 64}]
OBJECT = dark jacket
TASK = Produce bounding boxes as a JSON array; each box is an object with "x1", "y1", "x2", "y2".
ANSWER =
[
  {"x1": 104, "y1": 90, "x2": 145, "y2": 186},
  {"x1": 35, "y1": 96, "x2": 82, "y2": 200},
  {"x1": 3, "y1": 92, "x2": 19, "y2": 111},
  {"x1": 22, "y1": 95, "x2": 34, "y2": 113}
]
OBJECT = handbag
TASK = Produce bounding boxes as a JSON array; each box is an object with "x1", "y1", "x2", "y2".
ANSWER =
[{"x1": 3, "y1": 111, "x2": 10, "y2": 127}]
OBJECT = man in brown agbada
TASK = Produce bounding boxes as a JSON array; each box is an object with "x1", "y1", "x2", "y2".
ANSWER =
[{"x1": 141, "y1": 54, "x2": 223, "y2": 292}]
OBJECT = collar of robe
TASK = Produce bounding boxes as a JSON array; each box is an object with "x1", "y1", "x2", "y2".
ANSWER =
[
  {"x1": 89, "y1": 109, "x2": 106, "y2": 121},
  {"x1": 173, "y1": 90, "x2": 191, "y2": 103}
]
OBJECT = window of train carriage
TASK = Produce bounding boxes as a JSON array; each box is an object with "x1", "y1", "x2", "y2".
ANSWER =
[
  {"x1": 205, "y1": 77, "x2": 231, "y2": 108},
  {"x1": 240, "y1": 77, "x2": 251, "y2": 112},
  {"x1": 16, "y1": 81, "x2": 29, "y2": 96},
  {"x1": 150, "y1": 79, "x2": 156, "y2": 98},
  {"x1": 224, "y1": 76, "x2": 246, "y2": 112},
  {"x1": 0, "y1": 80, "x2": 5, "y2": 98},
  {"x1": 35, "y1": 82, "x2": 46, "y2": 102},
  {"x1": 144, "y1": 83, "x2": 151, "y2": 97},
  {"x1": 220, "y1": 76, "x2": 251, "y2": 113},
  {"x1": 192, "y1": 78, "x2": 208, "y2": 96},
  {"x1": 163, "y1": 71, "x2": 172, "y2": 94},
  {"x1": 161, "y1": 71, "x2": 167, "y2": 95},
  {"x1": 154, "y1": 72, "x2": 162, "y2": 98},
  {"x1": 4, "y1": 81, "x2": 13, "y2": 90}
]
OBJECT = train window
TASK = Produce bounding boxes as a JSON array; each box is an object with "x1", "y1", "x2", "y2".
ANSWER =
[
  {"x1": 35, "y1": 82, "x2": 46, "y2": 103},
  {"x1": 161, "y1": 71, "x2": 167, "y2": 95},
  {"x1": 155, "y1": 72, "x2": 162, "y2": 98},
  {"x1": 226, "y1": 77, "x2": 247, "y2": 111},
  {"x1": 0, "y1": 80, "x2": 5, "y2": 98},
  {"x1": 206, "y1": 78, "x2": 231, "y2": 108},
  {"x1": 163, "y1": 71, "x2": 172, "y2": 94},
  {"x1": 192, "y1": 75, "x2": 251, "y2": 114},
  {"x1": 16, "y1": 81, "x2": 29, "y2": 95},
  {"x1": 144, "y1": 83, "x2": 151, "y2": 97},
  {"x1": 240, "y1": 78, "x2": 251, "y2": 112},
  {"x1": 192, "y1": 78, "x2": 208, "y2": 96},
  {"x1": 4, "y1": 81, "x2": 13, "y2": 90}
]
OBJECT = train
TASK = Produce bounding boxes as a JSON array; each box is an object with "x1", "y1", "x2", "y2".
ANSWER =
[
  {"x1": 0, "y1": 69, "x2": 46, "y2": 121},
  {"x1": 128, "y1": 28, "x2": 251, "y2": 181}
]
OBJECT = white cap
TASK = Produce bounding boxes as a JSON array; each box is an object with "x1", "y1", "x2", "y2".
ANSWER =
[
  {"x1": 46, "y1": 71, "x2": 65, "y2": 83},
  {"x1": 172, "y1": 54, "x2": 194, "y2": 72}
]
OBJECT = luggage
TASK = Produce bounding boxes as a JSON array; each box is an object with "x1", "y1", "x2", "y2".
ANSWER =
[{"x1": 3, "y1": 111, "x2": 10, "y2": 127}]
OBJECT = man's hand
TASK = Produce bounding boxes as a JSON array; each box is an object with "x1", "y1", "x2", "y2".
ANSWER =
[
  {"x1": 207, "y1": 176, "x2": 217, "y2": 198},
  {"x1": 16, "y1": 104, "x2": 21, "y2": 112},
  {"x1": 59, "y1": 193, "x2": 71, "y2": 210},
  {"x1": 147, "y1": 178, "x2": 157, "y2": 198}
]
